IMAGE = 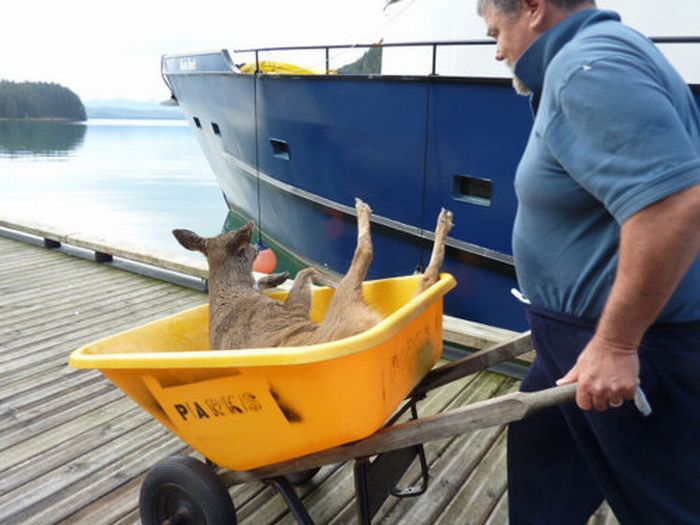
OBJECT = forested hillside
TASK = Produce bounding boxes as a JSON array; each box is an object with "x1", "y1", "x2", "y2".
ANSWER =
[
  {"x1": 0, "y1": 81, "x2": 86, "y2": 121},
  {"x1": 338, "y1": 47, "x2": 382, "y2": 75}
]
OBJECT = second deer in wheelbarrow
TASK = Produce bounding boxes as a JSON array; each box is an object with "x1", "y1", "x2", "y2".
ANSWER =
[{"x1": 173, "y1": 199, "x2": 453, "y2": 350}]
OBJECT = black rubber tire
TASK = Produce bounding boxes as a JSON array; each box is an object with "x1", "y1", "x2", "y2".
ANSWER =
[
  {"x1": 285, "y1": 467, "x2": 321, "y2": 485},
  {"x1": 140, "y1": 455, "x2": 237, "y2": 525}
]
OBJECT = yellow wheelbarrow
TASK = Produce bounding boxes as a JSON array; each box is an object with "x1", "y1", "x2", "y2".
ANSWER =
[{"x1": 70, "y1": 273, "x2": 576, "y2": 525}]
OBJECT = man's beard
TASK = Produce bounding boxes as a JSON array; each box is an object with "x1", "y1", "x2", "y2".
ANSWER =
[{"x1": 507, "y1": 61, "x2": 532, "y2": 97}]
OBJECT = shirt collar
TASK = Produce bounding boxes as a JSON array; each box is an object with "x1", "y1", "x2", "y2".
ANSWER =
[{"x1": 515, "y1": 9, "x2": 621, "y2": 113}]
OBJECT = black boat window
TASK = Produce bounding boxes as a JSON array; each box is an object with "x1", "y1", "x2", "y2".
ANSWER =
[
  {"x1": 270, "y1": 138, "x2": 291, "y2": 160},
  {"x1": 453, "y1": 175, "x2": 493, "y2": 207},
  {"x1": 193, "y1": 117, "x2": 201, "y2": 128},
  {"x1": 211, "y1": 122, "x2": 221, "y2": 135}
]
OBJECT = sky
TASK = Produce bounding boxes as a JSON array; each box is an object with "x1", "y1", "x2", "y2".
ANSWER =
[
  {"x1": 2, "y1": 0, "x2": 388, "y2": 102},
  {"x1": 2, "y1": 0, "x2": 699, "y2": 103}
]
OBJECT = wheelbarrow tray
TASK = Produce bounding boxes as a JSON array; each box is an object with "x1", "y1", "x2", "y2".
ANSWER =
[{"x1": 70, "y1": 273, "x2": 456, "y2": 471}]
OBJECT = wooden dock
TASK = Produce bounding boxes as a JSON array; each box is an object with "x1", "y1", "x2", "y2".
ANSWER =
[{"x1": 0, "y1": 222, "x2": 617, "y2": 524}]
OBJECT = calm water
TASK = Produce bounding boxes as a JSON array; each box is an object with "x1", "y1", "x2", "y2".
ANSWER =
[{"x1": 0, "y1": 119, "x2": 228, "y2": 260}]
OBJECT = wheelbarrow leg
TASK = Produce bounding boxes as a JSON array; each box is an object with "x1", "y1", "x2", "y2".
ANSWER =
[
  {"x1": 268, "y1": 476, "x2": 315, "y2": 525},
  {"x1": 354, "y1": 404, "x2": 430, "y2": 524}
]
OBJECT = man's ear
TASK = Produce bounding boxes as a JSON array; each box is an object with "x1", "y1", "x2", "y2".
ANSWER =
[
  {"x1": 524, "y1": 0, "x2": 547, "y2": 30},
  {"x1": 226, "y1": 221, "x2": 255, "y2": 255},
  {"x1": 173, "y1": 229, "x2": 207, "y2": 253}
]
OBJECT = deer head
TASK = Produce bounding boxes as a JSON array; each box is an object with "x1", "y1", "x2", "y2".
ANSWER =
[{"x1": 173, "y1": 221, "x2": 258, "y2": 289}]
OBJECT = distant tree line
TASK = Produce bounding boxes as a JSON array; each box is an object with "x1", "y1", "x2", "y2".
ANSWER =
[
  {"x1": 0, "y1": 80, "x2": 86, "y2": 121},
  {"x1": 338, "y1": 47, "x2": 383, "y2": 75}
]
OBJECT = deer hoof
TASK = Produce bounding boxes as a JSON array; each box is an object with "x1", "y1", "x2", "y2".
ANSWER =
[
  {"x1": 438, "y1": 208, "x2": 454, "y2": 231},
  {"x1": 355, "y1": 198, "x2": 373, "y2": 216}
]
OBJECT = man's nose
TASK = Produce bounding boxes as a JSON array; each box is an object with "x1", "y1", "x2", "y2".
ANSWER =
[{"x1": 495, "y1": 48, "x2": 505, "y2": 61}]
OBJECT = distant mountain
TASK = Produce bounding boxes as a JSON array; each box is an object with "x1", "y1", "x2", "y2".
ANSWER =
[{"x1": 86, "y1": 99, "x2": 184, "y2": 120}]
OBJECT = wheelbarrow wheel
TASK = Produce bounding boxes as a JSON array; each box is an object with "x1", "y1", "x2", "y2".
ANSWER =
[
  {"x1": 285, "y1": 467, "x2": 321, "y2": 485},
  {"x1": 140, "y1": 455, "x2": 237, "y2": 525}
]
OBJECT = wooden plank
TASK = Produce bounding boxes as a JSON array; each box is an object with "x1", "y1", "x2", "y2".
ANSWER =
[
  {"x1": 0, "y1": 265, "x2": 111, "y2": 301},
  {"x1": 484, "y1": 491, "x2": 509, "y2": 525},
  {"x1": 0, "y1": 388, "x2": 125, "y2": 449},
  {"x1": 3, "y1": 245, "x2": 202, "y2": 356},
  {"x1": 0, "y1": 251, "x2": 106, "y2": 279},
  {"x1": 0, "y1": 281, "x2": 131, "y2": 323},
  {"x1": 443, "y1": 314, "x2": 521, "y2": 349},
  {"x1": 0, "y1": 271, "x2": 151, "y2": 327},
  {"x1": 413, "y1": 332, "x2": 533, "y2": 396},
  {"x1": 0, "y1": 269, "x2": 168, "y2": 322},
  {"x1": 2, "y1": 275, "x2": 176, "y2": 325},
  {"x1": 0, "y1": 293, "x2": 202, "y2": 375},
  {"x1": 0, "y1": 423, "x2": 172, "y2": 519},
  {"x1": 589, "y1": 502, "x2": 620, "y2": 525},
  {"x1": 0, "y1": 404, "x2": 146, "y2": 486},
  {"x1": 220, "y1": 464, "x2": 282, "y2": 523},
  {"x1": 1, "y1": 283, "x2": 196, "y2": 354},
  {"x1": 60, "y1": 474, "x2": 145, "y2": 525},
  {"x1": 0, "y1": 238, "x2": 34, "y2": 252},
  {"x1": 62, "y1": 450, "x2": 274, "y2": 525},
  {"x1": 279, "y1": 464, "x2": 356, "y2": 525},
  {"x1": 2, "y1": 430, "x2": 188, "y2": 525},
  {"x1": 0, "y1": 362, "x2": 96, "y2": 402},
  {"x1": 0, "y1": 216, "x2": 209, "y2": 279},
  {"x1": 0, "y1": 252, "x2": 76, "y2": 273},
  {"x1": 0, "y1": 291, "x2": 205, "y2": 374},
  {"x1": 433, "y1": 430, "x2": 508, "y2": 524},
  {"x1": 362, "y1": 379, "x2": 518, "y2": 525},
  {"x1": 0, "y1": 217, "x2": 77, "y2": 242},
  {"x1": 1, "y1": 372, "x2": 106, "y2": 419}
]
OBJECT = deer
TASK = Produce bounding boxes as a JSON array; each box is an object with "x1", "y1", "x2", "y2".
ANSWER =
[{"x1": 173, "y1": 199, "x2": 453, "y2": 350}]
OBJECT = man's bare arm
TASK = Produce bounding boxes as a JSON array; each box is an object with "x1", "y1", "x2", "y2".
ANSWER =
[
  {"x1": 599, "y1": 183, "x2": 700, "y2": 347},
  {"x1": 558, "y1": 183, "x2": 700, "y2": 410}
]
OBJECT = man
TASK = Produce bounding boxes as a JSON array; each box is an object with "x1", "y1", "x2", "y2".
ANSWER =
[{"x1": 477, "y1": 0, "x2": 700, "y2": 523}]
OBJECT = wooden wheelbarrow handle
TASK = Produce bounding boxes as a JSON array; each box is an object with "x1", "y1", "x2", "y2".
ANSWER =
[
  {"x1": 222, "y1": 383, "x2": 577, "y2": 485},
  {"x1": 412, "y1": 331, "x2": 534, "y2": 397}
]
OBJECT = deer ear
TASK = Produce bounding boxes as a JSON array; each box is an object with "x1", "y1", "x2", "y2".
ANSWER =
[
  {"x1": 173, "y1": 229, "x2": 207, "y2": 254},
  {"x1": 226, "y1": 221, "x2": 255, "y2": 254}
]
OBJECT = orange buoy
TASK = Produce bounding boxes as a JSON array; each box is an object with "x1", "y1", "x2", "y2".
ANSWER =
[{"x1": 253, "y1": 247, "x2": 277, "y2": 273}]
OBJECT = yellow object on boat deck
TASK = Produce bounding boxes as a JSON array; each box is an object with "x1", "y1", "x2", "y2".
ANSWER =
[
  {"x1": 240, "y1": 60, "x2": 320, "y2": 75},
  {"x1": 70, "y1": 273, "x2": 456, "y2": 471}
]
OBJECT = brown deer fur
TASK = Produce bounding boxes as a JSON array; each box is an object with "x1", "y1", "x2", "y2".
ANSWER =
[{"x1": 173, "y1": 199, "x2": 453, "y2": 350}]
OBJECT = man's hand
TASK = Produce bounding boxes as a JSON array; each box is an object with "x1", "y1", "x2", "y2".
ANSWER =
[{"x1": 556, "y1": 335, "x2": 640, "y2": 411}]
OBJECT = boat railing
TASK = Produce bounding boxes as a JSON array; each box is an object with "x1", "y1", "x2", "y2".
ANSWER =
[
  {"x1": 235, "y1": 40, "x2": 495, "y2": 76},
  {"x1": 233, "y1": 37, "x2": 700, "y2": 76}
]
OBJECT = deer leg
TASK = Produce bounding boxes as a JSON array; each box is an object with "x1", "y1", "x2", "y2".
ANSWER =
[
  {"x1": 255, "y1": 272, "x2": 290, "y2": 291},
  {"x1": 309, "y1": 271, "x2": 340, "y2": 289},
  {"x1": 281, "y1": 268, "x2": 340, "y2": 321},
  {"x1": 335, "y1": 198, "x2": 374, "y2": 298},
  {"x1": 284, "y1": 267, "x2": 318, "y2": 313},
  {"x1": 417, "y1": 208, "x2": 454, "y2": 294}
]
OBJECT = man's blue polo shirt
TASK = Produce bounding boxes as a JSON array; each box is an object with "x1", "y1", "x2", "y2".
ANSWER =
[{"x1": 512, "y1": 9, "x2": 700, "y2": 322}]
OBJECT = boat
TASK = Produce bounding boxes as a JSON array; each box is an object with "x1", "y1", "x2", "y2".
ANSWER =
[{"x1": 160, "y1": 5, "x2": 700, "y2": 331}]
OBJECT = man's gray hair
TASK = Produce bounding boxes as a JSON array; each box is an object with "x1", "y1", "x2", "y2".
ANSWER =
[{"x1": 477, "y1": 0, "x2": 595, "y2": 17}]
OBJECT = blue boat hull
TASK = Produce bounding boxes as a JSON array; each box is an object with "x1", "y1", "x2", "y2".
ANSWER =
[{"x1": 161, "y1": 50, "x2": 700, "y2": 330}]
